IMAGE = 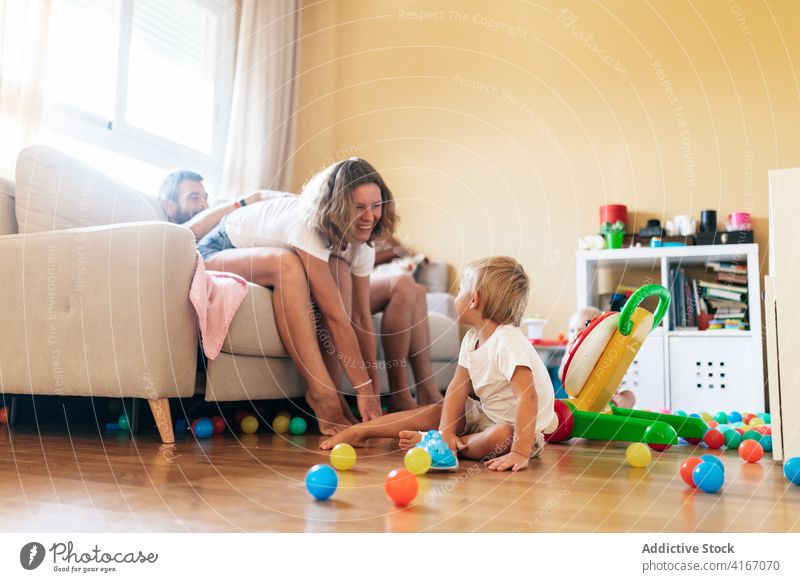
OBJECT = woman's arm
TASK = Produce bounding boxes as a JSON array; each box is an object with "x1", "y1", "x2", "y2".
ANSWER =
[
  {"x1": 351, "y1": 274, "x2": 380, "y2": 396},
  {"x1": 294, "y1": 249, "x2": 381, "y2": 420},
  {"x1": 183, "y1": 191, "x2": 275, "y2": 241},
  {"x1": 438, "y1": 365, "x2": 472, "y2": 451}
]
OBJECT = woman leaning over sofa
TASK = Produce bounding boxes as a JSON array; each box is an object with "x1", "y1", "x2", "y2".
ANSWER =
[{"x1": 196, "y1": 158, "x2": 396, "y2": 435}]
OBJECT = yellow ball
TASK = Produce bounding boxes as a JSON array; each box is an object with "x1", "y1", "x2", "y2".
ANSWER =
[
  {"x1": 330, "y1": 443, "x2": 357, "y2": 471},
  {"x1": 272, "y1": 415, "x2": 290, "y2": 434},
  {"x1": 748, "y1": 417, "x2": 765, "y2": 427},
  {"x1": 625, "y1": 443, "x2": 652, "y2": 468},
  {"x1": 700, "y1": 411, "x2": 713, "y2": 422},
  {"x1": 404, "y1": 447, "x2": 432, "y2": 475},
  {"x1": 240, "y1": 415, "x2": 259, "y2": 434}
]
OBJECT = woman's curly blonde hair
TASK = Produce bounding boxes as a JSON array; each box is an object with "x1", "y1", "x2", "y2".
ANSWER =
[{"x1": 301, "y1": 158, "x2": 397, "y2": 250}]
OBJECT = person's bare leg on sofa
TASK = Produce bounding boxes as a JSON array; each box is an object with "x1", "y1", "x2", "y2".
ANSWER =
[
  {"x1": 370, "y1": 273, "x2": 419, "y2": 412},
  {"x1": 206, "y1": 248, "x2": 351, "y2": 435},
  {"x1": 407, "y1": 281, "x2": 443, "y2": 405}
]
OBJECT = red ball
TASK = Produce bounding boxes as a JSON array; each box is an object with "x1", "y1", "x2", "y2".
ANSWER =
[
  {"x1": 739, "y1": 440, "x2": 764, "y2": 463},
  {"x1": 211, "y1": 415, "x2": 226, "y2": 434},
  {"x1": 233, "y1": 408, "x2": 251, "y2": 424},
  {"x1": 545, "y1": 400, "x2": 574, "y2": 443},
  {"x1": 685, "y1": 437, "x2": 703, "y2": 446},
  {"x1": 742, "y1": 413, "x2": 756, "y2": 425},
  {"x1": 703, "y1": 429, "x2": 725, "y2": 450},
  {"x1": 0, "y1": 407, "x2": 7, "y2": 424},
  {"x1": 681, "y1": 457, "x2": 703, "y2": 487},
  {"x1": 735, "y1": 427, "x2": 746, "y2": 436},
  {"x1": 649, "y1": 443, "x2": 671, "y2": 452},
  {"x1": 384, "y1": 469, "x2": 418, "y2": 507}
]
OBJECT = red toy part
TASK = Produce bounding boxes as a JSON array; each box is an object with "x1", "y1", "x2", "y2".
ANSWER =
[
  {"x1": 681, "y1": 457, "x2": 703, "y2": 487},
  {"x1": 545, "y1": 400, "x2": 575, "y2": 443}
]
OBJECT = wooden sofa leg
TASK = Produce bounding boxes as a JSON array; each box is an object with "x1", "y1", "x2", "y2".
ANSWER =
[{"x1": 148, "y1": 398, "x2": 175, "y2": 444}]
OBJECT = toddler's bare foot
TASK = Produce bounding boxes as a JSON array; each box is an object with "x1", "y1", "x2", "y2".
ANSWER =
[
  {"x1": 306, "y1": 390, "x2": 353, "y2": 436},
  {"x1": 398, "y1": 430, "x2": 424, "y2": 450},
  {"x1": 319, "y1": 426, "x2": 367, "y2": 450},
  {"x1": 416, "y1": 384, "x2": 443, "y2": 406},
  {"x1": 389, "y1": 393, "x2": 420, "y2": 412}
]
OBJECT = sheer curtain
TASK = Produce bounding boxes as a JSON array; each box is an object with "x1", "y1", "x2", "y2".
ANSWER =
[
  {"x1": 220, "y1": 0, "x2": 298, "y2": 198},
  {"x1": 0, "y1": 0, "x2": 52, "y2": 177}
]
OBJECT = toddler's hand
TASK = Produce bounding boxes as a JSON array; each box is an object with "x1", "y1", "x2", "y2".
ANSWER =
[{"x1": 485, "y1": 451, "x2": 529, "y2": 472}]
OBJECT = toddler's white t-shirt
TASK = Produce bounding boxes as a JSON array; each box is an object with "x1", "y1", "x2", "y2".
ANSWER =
[
  {"x1": 224, "y1": 194, "x2": 375, "y2": 277},
  {"x1": 458, "y1": 325, "x2": 555, "y2": 431}
]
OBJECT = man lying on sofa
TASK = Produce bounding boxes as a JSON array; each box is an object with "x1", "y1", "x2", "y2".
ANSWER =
[{"x1": 158, "y1": 170, "x2": 267, "y2": 239}]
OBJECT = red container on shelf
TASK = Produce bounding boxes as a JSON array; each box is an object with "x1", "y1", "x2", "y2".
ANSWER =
[{"x1": 599, "y1": 204, "x2": 628, "y2": 230}]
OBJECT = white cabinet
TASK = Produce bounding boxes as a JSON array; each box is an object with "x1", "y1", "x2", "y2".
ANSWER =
[
  {"x1": 620, "y1": 334, "x2": 665, "y2": 410},
  {"x1": 668, "y1": 336, "x2": 756, "y2": 412}
]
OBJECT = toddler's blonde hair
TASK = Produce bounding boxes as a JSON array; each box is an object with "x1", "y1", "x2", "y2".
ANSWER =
[{"x1": 460, "y1": 256, "x2": 529, "y2": 326}]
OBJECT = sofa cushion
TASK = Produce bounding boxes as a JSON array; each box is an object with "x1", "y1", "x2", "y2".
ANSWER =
[
  {"x1": 0, "y1": 177, "x2": 17, "y2": 235},
  {"x1": 222, "y1": 283, "x2": 460, "y2": 362},
  {"x1": 14, "y1": 145, "x2": 165, "y2": 233}
]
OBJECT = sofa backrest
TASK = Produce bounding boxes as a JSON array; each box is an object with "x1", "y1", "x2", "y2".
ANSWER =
[
  {"x1": 0, "y1": 177, "x2": 18, "y2": 235},
  {"x1": 14, "y1": 145, "x2": 166, "y2": 233}
]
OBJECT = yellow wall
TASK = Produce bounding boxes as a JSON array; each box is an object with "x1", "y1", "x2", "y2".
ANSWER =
[{"x1": 292, "y1": 0, "x2": 800, "y2": 337}]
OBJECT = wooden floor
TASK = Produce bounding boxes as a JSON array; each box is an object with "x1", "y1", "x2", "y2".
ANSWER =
[{"x1": 1, "y1": 426, "x2": 799, "y2": 532}]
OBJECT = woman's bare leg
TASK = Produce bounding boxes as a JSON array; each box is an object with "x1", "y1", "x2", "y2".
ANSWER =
[
  {"x1": 407, "y1": 282, "x2": 443, "y2": 405},
  {"x1": 206, "y1": 248, "x2": 350, "y2": 435}
]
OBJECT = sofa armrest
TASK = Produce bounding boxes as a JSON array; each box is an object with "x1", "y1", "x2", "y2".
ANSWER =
[
  {"x1": 0, "y1": 222, "x2": 198, "y2": 399},
  {"x1": 426, "y1": 292, "x2": 456, "y2": 320}
]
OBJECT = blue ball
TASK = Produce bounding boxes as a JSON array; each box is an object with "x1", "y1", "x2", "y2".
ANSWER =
[
  {"x1": 192, "y1": 418, "x2": 214, "y2": 439},
  {"x1": 763, "y1": 412, "x2": 772, "y2": 424},
  {"x1": 761, "y1": 435, "x2": 773, "y2": 452},
  {"x1": 784, "y1": 457, "x2": 800, "y2": 486},
  {"x1": 689, "y1": 413, "x2": 702, "y2": 419},
  {"x1": 306, "y1": 464, "x2": 338, "y2": 500},
  {"x1": 693, "y1": 462, "x2": 724, "y2": 493},
  {"x1": 674, "y1": 410, "x2": 687, "y2": 417},
  {"x1": 716, "y1": 424, "x2": 730, "y2": 432},
  {"x1": 700, "y1": 454, "x2": 725, "y2": 474},
  {"x1": 728, "y1": 411, "x2": 742, "y2": 423}
]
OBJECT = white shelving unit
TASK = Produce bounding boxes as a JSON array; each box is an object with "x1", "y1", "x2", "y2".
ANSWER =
[{"x1": 576, "y1": 244, "x2": 764, "y2": 412}]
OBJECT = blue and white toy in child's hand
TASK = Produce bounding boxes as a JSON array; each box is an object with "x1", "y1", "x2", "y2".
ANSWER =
[{"x1": 415, "y1": 430, "x2": 459, "y2": 471}]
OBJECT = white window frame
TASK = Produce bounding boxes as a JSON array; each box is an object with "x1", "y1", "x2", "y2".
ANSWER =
[{"x1": 43, "y1": 0, "x2": 236, "y2": 186}]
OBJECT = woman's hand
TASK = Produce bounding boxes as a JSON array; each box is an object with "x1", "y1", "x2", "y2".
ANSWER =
[{"x1": 485, "y1": 451, "x2": 529, "y2": 472}]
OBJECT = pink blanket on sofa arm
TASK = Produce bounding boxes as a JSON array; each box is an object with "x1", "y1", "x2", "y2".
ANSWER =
[{"x1": 189, "y1": 251, "x2": 248, "y2": 359}]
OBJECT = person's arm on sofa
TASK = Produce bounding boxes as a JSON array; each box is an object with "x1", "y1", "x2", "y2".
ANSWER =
[{"x1": 183, "y1": 191, "x2": 275, "y2": 241}]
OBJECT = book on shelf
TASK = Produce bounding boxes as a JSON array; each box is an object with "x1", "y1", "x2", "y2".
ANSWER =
[
  {"x1": 717, "y1": 272, "x2": 747, "y2": 285},
  {"x1": 668, "y1": 266, "x2": 749, "y2": 331},
  {"x1": 706, "y1": 261, "x2": 747, "y2": 273}
]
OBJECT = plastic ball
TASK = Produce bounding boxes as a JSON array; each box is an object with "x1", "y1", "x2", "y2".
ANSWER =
[
  {"x1": 0, "y1": 407, "x2": 7, "y2": 424},
  {"x1": 330, "y1": 443, "x2": 357, "y2": 471},
  {"x1": 211, "y1": 415, "x2": 226, "y2": 434},
  {"x1": 289, "y1": 417, "x2": 307, "y2": 435},
  {"x1": 384, "y1": 468, "x2": 418, "y2": 507},
  {"x1": 404, "y1": 447, "x2": 432, "y2": 475},
  {"x1": 742, "y1": 413, "x2": 756, "y2": 425},
  {"x1": 716, "y1": 424, "x2": 730, "y2": 432},
  {"x1": 240, "y1": 415, "x2": 259, "y2": 434},
  {"x1": 674, "y1": 410, "x2": 687, "y2": 417},
  {"x1": 625, "y1": 443, "x2": 652, "y2": 468},
  {"x1": 545, "y1": 400, "x2": 574, "y2": 443},
  {"x1": 680, "y1": 457, "x2": 703, "y2": 487},
  {"x1": 703, "y1": 429, "x2": 724, "y2": 450},
  {"x1": 723, "y1": 429, "x2": 742, "y2": 450},
  {"x1": 728, "y1": 411, "x2": 742, "y2": 423},
  {"x1": 742, "y1": 430, "x2": 762, "y2": 443},
  {"x1": 689, "y1": 413, "x2": 702, "y2": 419},
  {"x1": 233, "y1": 408, "x2": 251, "y2": 424},
  {"x1": 192, "y1": 417, "x2": 214, "y2": 439},
  {"x1": 693, "y1": 462, "x2": 724, "y2": 493},
  {"x1": 700, "y1": 411, "x2": 713, "y2": 422},
  {"x1": 707, "y1": 420, "x2": 719, "y2": 429},
  {"x1": 700, "y1": 454, "x2": 725, "y2": 474},
  {"x1": 748, "y1": 417, "x2": 765, "y2": 427},
  {"x1": 761, "y1": 435, "x2": 773, "y2": 452},
  {"x1": 714, "y1": 412, "x2": 728, "y2": 424},
  {"x1": 306, "y1": 464, "x2": 338, "y2": 500},
  {"x1": 117, "y1": 414, "x2": 130, "y2": 431},
  {"x1": 763, "y1": 413, "x2": 771, "y2": 424},
  {"x1": 784, "y1": 457, "x2": 800, "y2": 486},
  {"x1": 685, "y1": 437, "x2": 703, "y2": 446},
  {"x1": 272, "y1": 415, "x2": 290, "y2": 434},
  {"x1": 739, "y1": 440, "x2": 764, "y2": 463},
  {"x1": 734, "y1": 427, "x2": 746, "y2": 436}
]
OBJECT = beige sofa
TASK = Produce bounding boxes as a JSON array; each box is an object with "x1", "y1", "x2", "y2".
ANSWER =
[{"x1": 0, "y1": 146, "x2": 458, "y2": 442}]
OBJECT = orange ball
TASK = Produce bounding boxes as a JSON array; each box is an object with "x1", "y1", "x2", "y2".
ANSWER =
[
  {"x1": 707, "y1": 420, "x2": 718, "y2": 428},
  {"x1": 0, "y1": 407, "x2": 7, "y2": 424},
  {"x1": 680, "y1": 457, "x2": 703, "y2": 487},
  {"x1": 384, "y1": 468, "x2": 418, "y2": 507},
  {"x1": 739, "y1": 440, "x2": 764, "y2": 464}
]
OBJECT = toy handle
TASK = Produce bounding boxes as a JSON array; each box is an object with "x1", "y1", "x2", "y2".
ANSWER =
[{"x1": 618, "y1": 284, "x2": 671, "y2": 336}]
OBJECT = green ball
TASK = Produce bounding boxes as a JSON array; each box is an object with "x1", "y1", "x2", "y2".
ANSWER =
[
  {"x1": 763, "y1": 412, "x2": 771, "y2": 424},
  {"x1": 742, "y1": 430, "x2": 762, "y2": 443},
  {"x1": 117, "y1": 414, "x2": 130, "y2": 431},
  {"x1": 289, "y1": 417, "x2": 307, "y2": 435},
  {"x1": 723, "y1": 429, "x2": 742, "y2": 450},
  {"x1": 714, "y1": 412, "x2": 728, "y2": 424}
]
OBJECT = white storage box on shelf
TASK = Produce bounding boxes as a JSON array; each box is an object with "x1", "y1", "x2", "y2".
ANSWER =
[{"x1": 576, "y1": 244, "x2": 764, "y2": 413}]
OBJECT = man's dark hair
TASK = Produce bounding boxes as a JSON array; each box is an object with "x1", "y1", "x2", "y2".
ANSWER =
[{"x1": 159, "y1": 170, "x2": 204, "y2": 202}]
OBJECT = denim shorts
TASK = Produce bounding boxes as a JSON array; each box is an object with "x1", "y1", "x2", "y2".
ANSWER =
[{"x1": 196, "y1": 217, "x2": 237, "y2": 261}]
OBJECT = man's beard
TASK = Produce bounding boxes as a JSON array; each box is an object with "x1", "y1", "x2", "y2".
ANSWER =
[{"x1": 173, "y1": 206, "x2": 196, "y2": 224}]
